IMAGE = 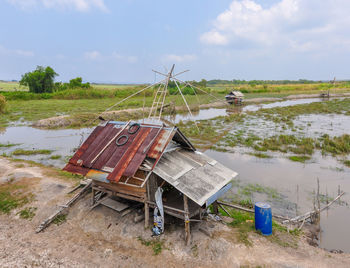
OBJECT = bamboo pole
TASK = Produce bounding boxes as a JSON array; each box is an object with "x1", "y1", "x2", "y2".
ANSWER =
[{"x1": 183, "y1": 195, "x2": 191, "y2": 246}]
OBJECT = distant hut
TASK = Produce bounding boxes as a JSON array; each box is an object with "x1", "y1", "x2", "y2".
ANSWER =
[
  {"x1": 225, "y1": 90, "x2": 244, "y2": 105},
  {"x1": 64, "y1": 120, "x2": 237, "y2": 244}
]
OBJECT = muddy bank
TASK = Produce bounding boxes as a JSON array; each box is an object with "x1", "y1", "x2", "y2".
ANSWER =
[{"x1": 1, "y1": 157, "x2": 350, "y2": 267}]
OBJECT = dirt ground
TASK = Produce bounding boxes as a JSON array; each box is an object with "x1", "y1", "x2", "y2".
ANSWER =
[{"x1": 1, "y1": 157, "x2": 350, "y2": 268}]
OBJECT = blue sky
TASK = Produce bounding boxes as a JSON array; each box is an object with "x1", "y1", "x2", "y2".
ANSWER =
[{"x1": 1, "y1": 0, "x2": 350, "y2": 83}]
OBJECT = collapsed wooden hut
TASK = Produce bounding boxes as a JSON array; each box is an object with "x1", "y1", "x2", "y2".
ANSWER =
[
  {"x1": 225, "y1": 90, "x2": 244, "y2": 105},
  {"x1": 63, "y1": 120, "x2": 237, "y2": 244}
]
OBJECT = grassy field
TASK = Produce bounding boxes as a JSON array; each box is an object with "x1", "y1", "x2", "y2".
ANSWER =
[
  {"x1": 1, "y1": 80, "x2": 350, "y2": 128},
  {"x1": 0, "y1": 81, "x2": 28, "y2": 91}
]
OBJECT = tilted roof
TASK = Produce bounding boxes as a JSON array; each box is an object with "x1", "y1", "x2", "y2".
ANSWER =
[
  {"x1": 63, "y1": 121, "x2": 195, "y2": 183},
  {"x1": 146, "y1": 149, "x2": 237, "y2": 206}
]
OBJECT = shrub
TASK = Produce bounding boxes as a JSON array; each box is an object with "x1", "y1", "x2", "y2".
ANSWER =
[{"x1": 0, "y1": 94, "x2": 6, "y2": 113}]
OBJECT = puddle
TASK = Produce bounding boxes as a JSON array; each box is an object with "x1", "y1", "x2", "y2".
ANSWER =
[
  {"x1": 295, "y1": 114, "x2": 350, "y2": 137},
  {"x1": 243, "y1": 98, "x2": 324, "y2": 112},
  {"x1": 0, "y1": 126, "x2": 93, "y2": 168},
  {"x1": 205, "y1": 149, "x2": 350, "y2": 252}
]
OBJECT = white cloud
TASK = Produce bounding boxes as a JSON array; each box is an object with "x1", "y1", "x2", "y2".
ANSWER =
[
  {"x1": 163, "y1": 54, "x2": 197, "y2": 63},
  {"x1": 7, "y1": 0, "x2": 108, "y2": 12},
  {"x1": 0, "y1": 45, "x2": 34, "y2": 57},
  {"x1": 200, "y1": 0, "x2": 350, "y2": 52},
  {"x1": 111, "y1": 52, "x2": 138, "y2": 63},
  {"x1": 84, "y1": 50, "x2": 101, "y2": 60},
  {"x1": 14, "y1": 49, "x2": 34, "y2": 57}
]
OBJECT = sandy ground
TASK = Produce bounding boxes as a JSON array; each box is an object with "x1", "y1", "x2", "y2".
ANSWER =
[{"x1": 1, "y1": 157, "x2": 350, "y2": 268}]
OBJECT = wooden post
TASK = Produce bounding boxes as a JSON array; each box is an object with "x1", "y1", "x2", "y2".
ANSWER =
[
  {"x1": 144, "y1": 201, "x2": 149, "y2": 228},
  {"x1": 213, "y1": 201, "x2": 219, "y2": 214},
  {"x1": 183, "y1": 195, "x2": 191, "y2": 245},
  {"x1": 91, "y1": 187, "x2": 96, "y2": 206},
  {"x1": 145, "y1": 180, "x2": 150, "y2": 228}
]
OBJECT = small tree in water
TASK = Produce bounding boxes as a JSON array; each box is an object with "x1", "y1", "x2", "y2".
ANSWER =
[{"x1": 20, "y1": 66, "x2": 58, "y2": 93}]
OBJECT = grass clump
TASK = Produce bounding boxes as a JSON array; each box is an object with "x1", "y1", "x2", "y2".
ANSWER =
[
  {"x1": 249, "y1": 152, "x2": 272, "y2": 159},
  {"x1": 49, "y1": 155, "x2": 61, "y2": 160},
  {"x1": 343, "y1": 160, "x2": 350, "y2": 167},
  {"x1": 53, "y1": 214, "x2": 67, "y2": 225},
  {"x1": 0, "y1": 143, "x2": 19, "y2": 148},
  {"x1": 0, "y1": 181, "x2": 32, "y2": 214},
  {"x1": 12, "y1": 149, "x2": 53, "y2": 156},
  {"x1": 288, "y1": 155, "x2": 311, "y2": 163},
  {"x1": 18, "y1": 206, "x2": 37, "y2": 220},
  {"x1": 137, "y1": 236, "x2": 164, "y2": 255},
  {"x1": 0, "y1": 94, "x2": 6, "y2": 113}
]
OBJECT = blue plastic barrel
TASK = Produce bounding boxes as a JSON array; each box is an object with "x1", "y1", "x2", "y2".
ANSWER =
[{"x1": 254, "y1": 202, "x2": 272, "y2": 236}]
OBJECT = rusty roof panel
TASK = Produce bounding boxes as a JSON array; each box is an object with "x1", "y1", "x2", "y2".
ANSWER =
[
  {"x1": 83, "y1": 124, "x2": 119, "y2": 167},
  {"x1": 103, "y1": 127, "x2": 140, "y2": 170},
  {"x1": 107, "y1": 127, "x2": 152, "y2": 183},
  {"x1": 123, "y1": 127, "x2": 160, "y2": 177},
  {"x1": 147, "y1": 128, "x2": 174, "y2": 159},
  {"x1": 68, "y1": 126, "x2": 104, "y2": 165},
  {"x1": 78, "y1": 123, "x2": 115, "y2": 165},
  {"x1": 63, "y1": 163, "x2": 90, "y2": 176},
  {"x1": 64, "y1": 121, "x2": 196, "y2": 184}
]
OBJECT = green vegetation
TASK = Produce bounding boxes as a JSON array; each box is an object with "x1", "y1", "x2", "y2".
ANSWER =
[
  {"x1": 137, "y1": 236, "x2": 164, "y2": 255},
  {"x1": 0, "y1": 181, "x2": 32, "y2": 214},
  {"x1": 50, "y1": 155, "x2": 61, "y2": 160},
  {"x1": 240, "y1": 183, "x2": 281, "y2": 200},
  {"x1": 288, "y1": 155, "x2": 311, "y2": 163},
  {"x1": 219, "y1": 207, "x2": 300, "y2": 248},
  {"x1": 0, "y1": 142, "x2": 19, "y2": 148},
  {"x1": 0, "y1": 94, "x2": 6, "y2": 113},
  {"x1": 12, "y1": 149, "x2": 53, "y2": 156},
  {"x1": 248, "y1": 152, "x2": 272, "y2": 158},
  {"x1": 343, "y1": 160, "x2": 350, "y2": 167},
  {"x1": 20, "y1": 66, "x2": 58, "y2": 93},
  {"x1": 18, "y1": 206, "x2": 37, "y2": 220},
  {"x1": 53, "y1": 214, "x2": 67, "y2": 225}
]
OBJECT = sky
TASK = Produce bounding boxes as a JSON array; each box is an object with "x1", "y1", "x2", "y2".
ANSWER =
[{"x1": 1, "y1": 0, "x2": 350, "y2": 83}]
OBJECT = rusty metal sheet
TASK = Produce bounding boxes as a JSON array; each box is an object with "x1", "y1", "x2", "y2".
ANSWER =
[
  {"x1": 83, "y1": 125, "x2": 121, "y2": 168},
  {"x1": 147, "y1": 128, "x2": 175, "y2": 159},
  {"x1": 68, "y1": 126, "x2": 104, "y2": 165},
  {"x1": 123, "y1": 127, "x2": 160, "y2": 177},
  {"x1": 78, "y1": 123, "x2": 115, "y2": 166},
  {"x1": 103, "y1": 126, "x2": 141, "y2": 170},
  {"x1": 63, "y1": 163, "x2": 90, "y2": 176},
  {"x1": 107, "y1": 127, "x2": 152, "y2": 183}
]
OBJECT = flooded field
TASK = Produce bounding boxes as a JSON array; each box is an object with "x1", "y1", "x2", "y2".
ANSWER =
[{"x1": 1, "y1": 97, "x2": 350, "y2": 252}]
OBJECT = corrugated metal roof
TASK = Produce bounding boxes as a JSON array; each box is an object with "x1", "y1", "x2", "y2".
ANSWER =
[
  {"x1": 226, "y1": 91, "x2": 244, "y2": 97},
  {"x1": 63, "y1": 121, "x2": 195, "y2": 183},
  {"x1": 149, "y1": 149, "x2": 237, "y2": 206}
]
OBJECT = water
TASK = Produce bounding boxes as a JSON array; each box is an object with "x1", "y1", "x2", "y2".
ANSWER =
[
  {"x1": 0, "y1": 126, "x2": 92, "y2": 168},
  {"x1": 205, "y1": 149, "x2": 350, "y2": 252},
  {"x1": 164, "y1": 97, "x2": 329, "y2": 123},
  {"x1": 1, "y1": 97, "x2": 350, "y2": 252}
]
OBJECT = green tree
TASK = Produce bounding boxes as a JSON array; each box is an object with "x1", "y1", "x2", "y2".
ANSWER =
[{"x1": 20, "y1": 66, "x2": 58, "y2": 93}]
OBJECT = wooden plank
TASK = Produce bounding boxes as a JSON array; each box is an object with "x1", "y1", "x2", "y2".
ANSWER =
[
  {"x1": 100, "y1": 198, "x2": 130, "y2": 212},
  {"x1": 108, "y1": 128, "x2": 152, "y2": 183}
]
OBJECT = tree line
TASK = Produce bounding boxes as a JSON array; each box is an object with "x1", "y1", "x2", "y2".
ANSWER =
[{"x1": 20, "y1": 66, "x2": 90, "y2": 93}]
